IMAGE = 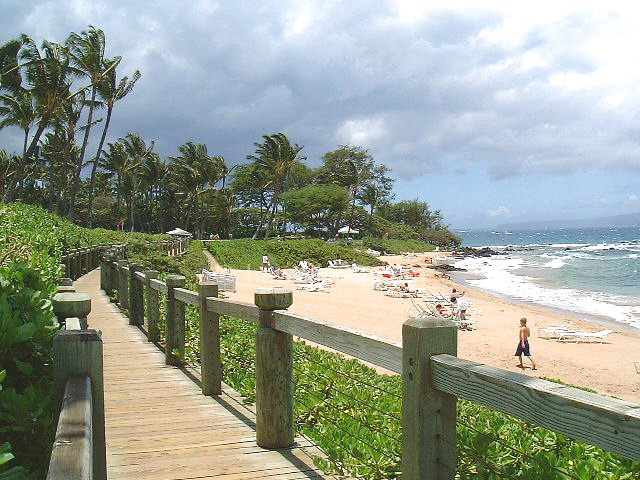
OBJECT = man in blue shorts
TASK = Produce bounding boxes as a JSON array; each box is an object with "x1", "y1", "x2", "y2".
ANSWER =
[{"x1": 515, "y1": 317, "x2": 537, "y2": 370}]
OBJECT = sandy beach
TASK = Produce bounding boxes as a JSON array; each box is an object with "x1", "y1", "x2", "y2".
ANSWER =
[{"x1": 210, "y1": 252, "x2": 640, "y2": 404}]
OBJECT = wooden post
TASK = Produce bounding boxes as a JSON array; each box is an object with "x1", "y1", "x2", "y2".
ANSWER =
[
  {"x1": 402, "y1": 317, "x2": 457, "y2": 480},
  {"x1": 99, "y1": 252, "x2": 108, "y2": 293},
  {"x1": 53, "y1": 329, "x2": 106, "y2": 480},
  {"x1": 199, "y1": 281, "x2": 221, "y2": 395},
  {"x1": 81, "y1": 248, "x2": 88, "y2": 275},
  {"x1": 128, "y1": 263, "x2": 144, "y2": 326},
  {"x1": 145, "y1": 270, "x2": 160, "y2": 342},
  {"x1": 254, "y1": 287, "x2": 294, "y2": 448},
  {"x1": 165, "y1": 275, "x2": 186, "y2": 365},
  {"x1": 117, "y1": 260, "x2": 129, "y2": 309}
]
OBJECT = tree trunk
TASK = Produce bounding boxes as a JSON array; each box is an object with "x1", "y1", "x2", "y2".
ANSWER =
[
  {"x1": 263, "y1": 200, "x2": 278, "y2": 240},
  {"x1": 87, "y1": 104, "x2": 113, "y2": 227},
  {"x1": 129, "y1": 192, "x2": 135, "y2": 232},
  {"x1": 368, "y1": 203, "x2": 375, "y2": 232},
  {"x1": 252, "y1": 194, "x2": 269, "y2": 239},
  {"x1": 68, "y1": 87, "x2": 97, "y2": 222},
  {"x1": 3, "y1": 115, "x2": 50, "y2": 202}
]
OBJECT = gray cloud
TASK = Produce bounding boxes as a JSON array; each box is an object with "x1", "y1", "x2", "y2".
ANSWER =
[{"x1": 1, "y1": 1, "x2": 640, "y2": 181}]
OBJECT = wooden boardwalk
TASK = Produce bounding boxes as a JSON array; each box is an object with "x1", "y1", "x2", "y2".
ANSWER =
[{"x1": 76, "y1": 270, "x2": 332, "y2": 480}]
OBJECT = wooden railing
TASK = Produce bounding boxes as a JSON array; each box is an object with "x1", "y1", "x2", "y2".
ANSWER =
[
  {"x1": 103, "y1": 257, "x2": 640, "y2": 480},
  {"x1": 60, "y1": 239, "x2": 188, "y2": 281}
]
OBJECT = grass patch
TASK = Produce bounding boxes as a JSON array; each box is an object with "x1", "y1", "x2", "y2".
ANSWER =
[
  {"x1": 361, "y1": 236, "x2": 435, "y2": 254},
  {"x1": 205, "y1": 238, "x2": 382, "y2": 270}
]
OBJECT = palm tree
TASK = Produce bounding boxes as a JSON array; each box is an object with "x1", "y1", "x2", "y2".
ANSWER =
[
  {"x1": 0, "y1": 88, "x2": 37, "y2": 158},
  {"x1": 7, "y1": 36, "x2": 78, "y2": 201},
  {"x1": 169, "y1": 142, "x2": 225, "y2": 235},
  {"x1": 247, "y1": 133, "x2": 304, "y2": 239},
  {"x1": 121, "y1": 133, "x2": 155, "y2": 231},
  {"x1": 67, "y1": 27, "x2": 117, "y2": 221},
  {"x1": 100, "y1": 141, "x2": 130, "y2": 214},
  {"x1": 86, "y1": 60, "x2": 140, "y2": 226}
]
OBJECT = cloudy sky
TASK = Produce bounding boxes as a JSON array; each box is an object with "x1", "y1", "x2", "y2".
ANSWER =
[{"x1": 1, "y1": 0, "x2": 639, "y2": 228}]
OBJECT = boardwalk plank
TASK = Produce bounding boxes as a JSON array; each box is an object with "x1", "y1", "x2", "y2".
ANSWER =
[{"x1": 75, "y1": 269, "x2": 334, "y2": 480}]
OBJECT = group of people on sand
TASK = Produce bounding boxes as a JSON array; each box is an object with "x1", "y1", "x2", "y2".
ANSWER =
[{"x1": 435, "y1": 288, "x2": 537, "y2": 370}]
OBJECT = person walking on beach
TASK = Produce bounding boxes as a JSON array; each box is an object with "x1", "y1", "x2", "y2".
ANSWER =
[
  {"x1": 515, "y1": 317, "x2": 536, "y2": 370},
  {"x1": 262, "y1": 254, "x2": 270, "y2": 272}
]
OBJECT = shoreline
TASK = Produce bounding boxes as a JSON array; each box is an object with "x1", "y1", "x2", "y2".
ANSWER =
[
  {"x1": 450, "y1": 269, "x2": 640, "y2": 335},
  {"x1": 216, "y1": 251, "x2": 640, "y2": 403}
]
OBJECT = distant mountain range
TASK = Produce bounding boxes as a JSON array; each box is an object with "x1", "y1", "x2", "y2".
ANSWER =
[{"x1": 497, "y1": 212, "x2": 640, "y2": 230}]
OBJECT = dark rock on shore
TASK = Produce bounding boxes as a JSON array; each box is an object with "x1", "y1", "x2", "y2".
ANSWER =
[{"x1": 453, "y1": 246, "x2": 501, "y2": 257}]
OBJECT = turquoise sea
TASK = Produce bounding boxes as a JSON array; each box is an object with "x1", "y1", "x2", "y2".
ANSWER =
[{"x1": 455, "y1": 227, "x2": 640, "y2": 330}]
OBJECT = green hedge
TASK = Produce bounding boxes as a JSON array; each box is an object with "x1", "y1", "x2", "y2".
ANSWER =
[
  {"x1": 205, "y1": 238, "x2": 382, "y2": 270},
  {"x1": 361, "y1": 237, "x2": 435, "y2": 254}
]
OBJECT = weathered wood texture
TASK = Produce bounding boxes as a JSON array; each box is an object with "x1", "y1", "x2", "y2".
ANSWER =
[
  {"x1": 47, "y1": 375, "x2": 93, "y2": 480},
  {"x1": 52, "y1": 329, "x2": 106, "y2": 480},
  {"x1": 144, "y1": 270, "x2": 160, "y2": 343},
  {"x1": 206, "y1": 297, "x2": 260, "y2": 322},
  {"x1": 174, "y1": 287, "x2": 199, "y2": 306},
  {"x1": 117, "y1": 261, "x2": 129, "y2": 309},
  {"x1": 273, "y1": 311, "x2": 402, "y2": 374},
  {"x1": 165, "y1": 275, "x2": 186, "y2": 366},
  {"x1": 128, "y1": 263, "x2": 144, "y2": 326},
  {"x1": 74, "y1": 269, "x2": 335, "y2": 479},
  {"x1": 199, "y1": 281, "x2": 221, "y2": 395},
  {"x1": 402, "y1": 317, "x2": 457, "y2": 480},
  {"x1": 432, "y1": 354, "x2": 640, "y2": 461},
  {"x1": 255, "y1": 291, "x2": 294, "y2": 448},
  {"x1": 149, "y1": 278, "x2": 168, "y2": 294}
]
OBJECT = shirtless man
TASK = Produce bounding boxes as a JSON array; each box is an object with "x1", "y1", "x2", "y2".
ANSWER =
[{"x1": 515, "y1": 317, "x2": 537, "y2": 370}]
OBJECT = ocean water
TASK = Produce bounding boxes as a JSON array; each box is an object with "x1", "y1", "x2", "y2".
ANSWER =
[{"x1": 455, "y1": 227, "x2": 640, "y2": 330}]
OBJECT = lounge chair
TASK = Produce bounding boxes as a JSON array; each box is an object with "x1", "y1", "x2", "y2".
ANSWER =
[
  {"x1": 557, "y1": 329, "x2": 613, "y2": 343},
  {"x1": 538, "y1": 322, "x2": 576, "y2": 339}
]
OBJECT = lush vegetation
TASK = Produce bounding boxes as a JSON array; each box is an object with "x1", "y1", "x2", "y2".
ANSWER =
[
  {"x1": 1, "y1": 27, "x2": 459, "y2": 247},
  {"x1": 0, "y1": 202, "x2": 161, "y2": 477},
  {"x1": 361, "y1": 236, "x2": 436, "y2": 254},
  {"x1": 205, "y1": 238, "x2": 382, "y2": 270}
]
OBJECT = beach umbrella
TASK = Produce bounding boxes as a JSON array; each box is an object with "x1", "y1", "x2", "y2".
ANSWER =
[{"x1": 166, "y1": 228, "x2": 192, "y2": 236}]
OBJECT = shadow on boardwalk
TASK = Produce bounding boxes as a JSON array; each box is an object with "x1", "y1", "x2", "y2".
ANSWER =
[{"x1": 76, "y1": 269, "x2": 335, "y2": 480}]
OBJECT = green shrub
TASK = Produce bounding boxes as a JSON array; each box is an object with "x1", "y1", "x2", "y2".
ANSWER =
[
  {"x1": 361, "y1": 236, "x2": 434, "y2": 254},
  {"x1": 0, "y1": 261, "x2": 59, "y2": 478},
  {"x1": 206, "y1": 238, "x2": 382, "y2": 270}
]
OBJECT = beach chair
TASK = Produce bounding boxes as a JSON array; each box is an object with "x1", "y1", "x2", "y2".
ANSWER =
[
  {"x1": 557, "y1": 329, "x2": 613, "y2": 343},
  {"x1": 538, "y1": 322, "x2": 576, "y2": 339}
]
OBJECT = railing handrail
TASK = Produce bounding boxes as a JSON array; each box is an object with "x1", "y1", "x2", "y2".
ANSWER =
[
  {"x1": 106, "y1": 253, "x2": 640, "y2": 478},
  {"x1": 47, "y1": 375, "x2": 93, "y2": 480}
]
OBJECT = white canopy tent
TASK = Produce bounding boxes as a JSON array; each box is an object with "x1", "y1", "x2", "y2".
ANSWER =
[
  {"x1": 337, "y1": 226, "x2": 359, "y2": 235},
  {"x1": 166, "y1": 228, "x2": 192, "y2": 237}
]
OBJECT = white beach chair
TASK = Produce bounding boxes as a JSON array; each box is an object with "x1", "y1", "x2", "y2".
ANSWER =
[
  {"x1": 557, "y1": 329, "x2": 613, "y2": 344},
  {"x1": 538, "y1": 322, "x2": 576, "y2": 339}
]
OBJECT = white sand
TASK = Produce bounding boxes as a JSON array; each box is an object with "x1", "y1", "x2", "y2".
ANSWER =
[{"x1": 213, "y1": 253, "x2": 640, "y2": 403}]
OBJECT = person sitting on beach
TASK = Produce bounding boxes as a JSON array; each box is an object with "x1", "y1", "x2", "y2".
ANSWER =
[
  {"x1": 456, "y1": 298, "x2": 471, "y2": 329},
  {"x1": 274, "y1": 267, "x2": 286, "y2": 279},
  {"x1": 515, "y1": 317, "x2": 537, "y2": 370},
  {"x1": 435, "y1": 303, "x2": 452, "y2": 318}
]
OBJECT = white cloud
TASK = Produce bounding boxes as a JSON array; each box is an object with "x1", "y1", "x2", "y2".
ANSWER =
[
  {"x1": 625, "y1": 193, "x2": 638, "y2": 205},
  {"x1": 488, "y1": 206, "x2": 511, "y2": 217},
  {"x1": 2, "y1": 1, "x2": 640, "y2": 181}
]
